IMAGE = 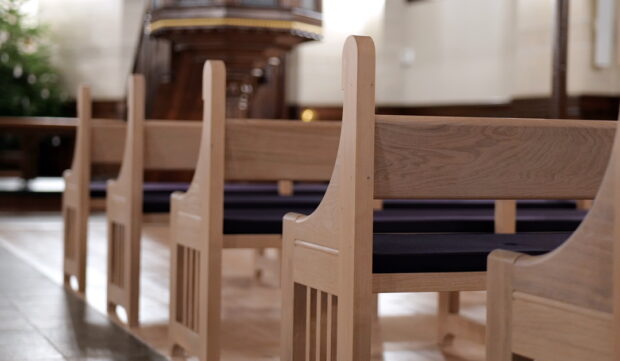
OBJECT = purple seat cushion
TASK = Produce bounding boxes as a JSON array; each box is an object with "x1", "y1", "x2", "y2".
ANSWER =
[{"x1": 373, "y1": 232, "x2": 570, "y2": 273}]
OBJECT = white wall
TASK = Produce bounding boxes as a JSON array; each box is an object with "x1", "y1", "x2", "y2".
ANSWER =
[
  {"x1": 287, "y1": 0, "x2": 385, "y2": 106},
  {"x1": 288, "y1": 0, "x2": 620, "y2": 106},
  {"x1": 38, "y1": 0, "x2": 146, "y2": 100}
]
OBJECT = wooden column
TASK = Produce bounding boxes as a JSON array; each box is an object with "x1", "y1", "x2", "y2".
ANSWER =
[{"x1": 550, "y1": 0, "x2": 569, "y2": 119}]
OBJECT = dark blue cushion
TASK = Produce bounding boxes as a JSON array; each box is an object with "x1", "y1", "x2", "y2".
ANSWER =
[
  {"x1": 373, "y1": 232, "x2": 570, "y2": 273},
  {"x1": 382, "y1": 199, "x2": 577, "y2": 209},
  {"x1": 373, "y1": 208, "x2": 585, "y2": 233},
  {"x1": 223, "y1": 208, "x2": 586, "y2": 235}
]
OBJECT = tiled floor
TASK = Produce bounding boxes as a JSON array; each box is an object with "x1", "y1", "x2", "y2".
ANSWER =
[{"x1": 0, "y1": 246, "x2": 166, "y2": 361}]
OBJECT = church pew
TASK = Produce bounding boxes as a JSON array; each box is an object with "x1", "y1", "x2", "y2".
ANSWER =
[
  {"x1": 62, "y1": 87, "x2": 124, "y2": 296},
  {"x1": 279, "y1": 36, "x2": 616, "y2": 361},
  {"x1": 166, "y1": 59, "x2": 593, "y2": 360},
  {"x1": 105, "y1": 75, "x2": 205, "y2": 326},
  {"x1": 485, "y1": 122, "x2": 620, "y2": 359},
  {"x1": 104, "y1": 74, "x2": 342, "y2": 327},
  {"x1": 167, "y1": 61, "x2": 340, "y2": 360},
  {"x1": 61, "y1": 81, "x2": 325, "y2": 302}
]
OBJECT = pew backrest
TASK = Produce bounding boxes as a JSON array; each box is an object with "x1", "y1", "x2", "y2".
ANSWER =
[{"x1": 374, "y1": 115, "x2": 615, "y2": 200}]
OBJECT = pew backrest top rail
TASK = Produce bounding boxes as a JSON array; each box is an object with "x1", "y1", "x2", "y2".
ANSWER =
[
  {"x1": 88, "y1": 116, "x2": 340, "y2": 180},
  {"x1": 225, "y1": 119, "x2": 340, "y2": 181},
  {"x1": 374, "y1": 115, "x2": 616, "y2": 200}
]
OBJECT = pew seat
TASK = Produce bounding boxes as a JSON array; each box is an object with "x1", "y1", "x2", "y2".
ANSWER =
[{"x1": 373, "y1": 232, "x2": 570, "y2": 273}]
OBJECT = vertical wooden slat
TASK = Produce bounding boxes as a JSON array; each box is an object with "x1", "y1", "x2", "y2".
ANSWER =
[
  {"x1": 194, "y1": 249, "x2": 200, "y2": 332},
  {"x1": 315, "y1": 290, "x2": 322, "y2": 361},
  {"x1": 326, "y1": 294, "x2": 333, "y2": 361},
  {"x1": 319, "y1": 291, "x2": 328, "y2": 361},
  {"x1": 175, "y1": 245, "x2": 184, "y2": 323},
  {"x1": 187, "y1": 246, "x2": 193, "y2": 330},
  {"x1": 306, "y1": 287, "x2": 312, "y2": 361},
  {"x1": 331, "y1": 295, "x2": 337, "y2": 358},
  {"x1": 189, "y1": 248, "x2": 194, "y2": 330},
  {"x1": 189, "y1": 248, "x2": 196, "y2": 331},
  {"x1": 293, "y1": 283, "x2": 308, "y2": 359},
  {"x1": 183, "y1": 246, "x2": 189, "y2": 326},
  {"x1": 112, "y1": 225, "x2": 117, "y2": 286},
  {"x1": 120, "y1": 226, "x2": 125, "y2": 288},
  {"x1": 308, "y1": 288, "x2": 317, "y2": 361}
]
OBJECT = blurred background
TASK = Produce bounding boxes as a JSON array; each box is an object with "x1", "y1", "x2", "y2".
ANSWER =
[{"x1": 1, "y1": 0, "x2": 619, "y2": 197}]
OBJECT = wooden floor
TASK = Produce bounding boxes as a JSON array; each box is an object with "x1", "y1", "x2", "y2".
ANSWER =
[{"x1": 0, "y1": 212, "x2": 486, "y2": 361}]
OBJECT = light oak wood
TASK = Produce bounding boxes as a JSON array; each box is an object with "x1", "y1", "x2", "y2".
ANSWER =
[
  {"x1": 62, "y1": 85, "x2": 92, "y2": 296},
  {"x1": 168, "y1": 61, "x2": 341, "y2": 361},
  {"x1": 282, "y1": 35, "x2": 617, "y2": 361},
  {"x1": 169, "y1": 61, "x2": 225, "y2": 360},
  {"x1": 576, "y1": 199, "x2": 594, "y2": 210},
  {"x1": 494, "y1": 200, "x2": 516, "y2": 234},
  {"x1": 373, "y1": 115, "x2": 614, "y2": 200},
  {"x1": 372, "y1": 273, "x2": 486, "y2": 294},
  {"x1": 106, "y1": 75, "x2": 145, "y2": 328},
  {"x1": 282, "y1": 35, "x2": 376, "y2": 361},
  {"x1": 485, "y1": 111, "x2": 620, "y2": 359},
  {"x1": 278, "y1": 180, "x2": 294, "y2": 196},
  {"x1": 512, "y1": 292, "x2": 613, "y2": 360}
]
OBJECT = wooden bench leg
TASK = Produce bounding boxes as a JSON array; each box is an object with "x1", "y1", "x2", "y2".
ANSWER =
[
  {"x1": 487, "y1": 250, "x2": 521, "y2": 361},
  {"x1": 437, "y1": 291, "x2": 460, "y2": 346},
  {"x1": 254, "y1": 248, "x2": 281, "y2": 285},
  {"x1": 254, "y1": 248, "x2": 266, "y2": 280},
  {"x1": 576, "y1": 199, "x2": 593, "y2": 210},
  {"x1": 371, "y1": 294, "x2": 384, "y2": 360}
]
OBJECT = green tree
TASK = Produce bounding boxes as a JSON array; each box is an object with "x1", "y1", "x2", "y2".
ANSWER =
[{"x1": 0, "y1": 0, "x2": 64, "y2": 116}]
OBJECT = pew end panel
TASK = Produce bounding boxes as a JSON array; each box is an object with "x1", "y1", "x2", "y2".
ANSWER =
[
  {"x1": 169, "y1": 59, "x2": 342, "y2": 360},
  {"x1": 282, "y1": 35, "x2": 376, "y2": 361},
  {"x1": 168, "y1": 60, "x2": 225, "y2": 360},
  {"x1": 62, "y1": 110, "x2": 125, "y2": 298},
  {"x1": 105, "y1": 75, "x2": 145, "y2": 328},
  {"x1": 105, "y1": 82, "x2": 203, "y2": 328},
  {"x1": 62, "y1": 85, "x2": 92, "y2": 296}
]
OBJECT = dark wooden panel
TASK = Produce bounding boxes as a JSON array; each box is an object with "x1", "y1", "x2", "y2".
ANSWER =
[{"x1": 288, "y1": 96, "x2": 620, "y2": 122}]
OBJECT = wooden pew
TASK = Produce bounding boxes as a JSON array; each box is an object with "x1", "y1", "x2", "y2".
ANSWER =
[
  {"x1": 62, "y1": 87, "x2": 124, "y2": 296},
  {"x1": 105, "y1": 73, "x2": 339, "y2": 327},
  {"x1": 105, "y1": 75, "x2": 204, "y2": 326},
  {"x1": 61, "y1": 79, "x2": 321, "y2": 305},
  {"x1": 485, "y1": 123, "x2": 620, "y2": 359},
  {"x1": 279, "y1": 35, "x2": 616, "y2": 361},
  {"x1": 168, "y1": 61, "x2": 340, "y2": 359}
]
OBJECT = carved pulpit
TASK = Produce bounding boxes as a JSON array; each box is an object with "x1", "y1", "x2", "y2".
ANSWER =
[{"x1": 136, "y1": 0, "x2": 322, "y2": 120}]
